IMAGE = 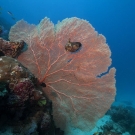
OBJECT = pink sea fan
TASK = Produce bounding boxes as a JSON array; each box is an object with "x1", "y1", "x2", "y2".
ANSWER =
[{"x1": 9, "y1": 17, "x2": 116, "y2": 131}]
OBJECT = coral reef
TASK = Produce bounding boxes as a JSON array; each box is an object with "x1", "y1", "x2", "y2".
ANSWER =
[
  {"x1": 93, "y1": 131, "x2": 122, "y2": 135},
  {"x1": 0, "y1": 37, "x2": 24, "y2": 58},
  {"x1": 0, "y1": 102, "x2": 56, "y2": 135},
  {"x1": 92, "y1": 104, "x2": 135, "y2": 135},
  {"x1": 100, "y1": 121, "x2": 123, "y2": 135},
  {"x1": 106, "y1": 105, "x2": 135, "y2": 135},
  {"x1": 0, "y1": 56, "x2": 60, "y2": 135},
  {"x1": 0, "y1": 56, "x2": 45, "y2": 107},
  {"x1": 9, "y1": 17, "x2": 116, "y2": 132}
]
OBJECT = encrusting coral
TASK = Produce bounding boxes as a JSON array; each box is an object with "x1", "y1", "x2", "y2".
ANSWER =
[
  {"x1": 0, "y1": 56, "x2": 58, "y2": 134},
  {"x1": 0, "y1": 56, "x2": 45, "y2": 106},
  {"x1": 0, "y1": 37, "x2": 24, "y2": 58},
  {"x1": 9, "y1": 17, "x2": 116, "y2": 132},
  {"x1": 106, "y1": 105, "x2": 135, "y2": 135}
]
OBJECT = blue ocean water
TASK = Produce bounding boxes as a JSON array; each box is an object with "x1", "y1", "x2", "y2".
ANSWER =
[{"x1": 0, "y1": 0, "x2": 135, "y2": 135}]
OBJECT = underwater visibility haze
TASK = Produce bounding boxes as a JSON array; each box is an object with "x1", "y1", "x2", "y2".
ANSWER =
[{"x1": 0, "y1": 0, "x2": 135, "y2": 135}]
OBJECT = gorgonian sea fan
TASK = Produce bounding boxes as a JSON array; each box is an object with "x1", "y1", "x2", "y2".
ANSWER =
[{"x1": 9, "y1": 17, "x2": 116, "y2": 131}]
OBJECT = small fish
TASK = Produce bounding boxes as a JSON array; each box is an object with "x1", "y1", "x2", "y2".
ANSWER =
[
  {"x1": 65, "y1": 38, "x2": 82, "y2": 52},
  {"x1": 7, "y1": 11, "x2": 13, "y2": 16},
  {"x1": 40, "y1": 82, "x2": 46, "y2": 87},
  {"x1": 12, "y1": 17, "x2": 16, "y2": 20},
  {"x1": 67, "y1": 58, "x2": 72, "y2": 63}
]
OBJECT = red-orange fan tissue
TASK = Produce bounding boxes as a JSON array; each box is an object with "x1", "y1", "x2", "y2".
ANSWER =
[{"x1": 9, "y1": 17, "x2": 116, "y2": 132}]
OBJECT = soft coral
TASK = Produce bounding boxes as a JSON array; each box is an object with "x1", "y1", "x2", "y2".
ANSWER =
[{"x1": 9, "y1": 17, "x2": 116, "y2": 132}]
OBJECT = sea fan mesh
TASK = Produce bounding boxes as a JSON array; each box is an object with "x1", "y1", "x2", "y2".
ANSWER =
[{"x1": 9, "y1": 17, "x2": 116, "y2": 131}]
